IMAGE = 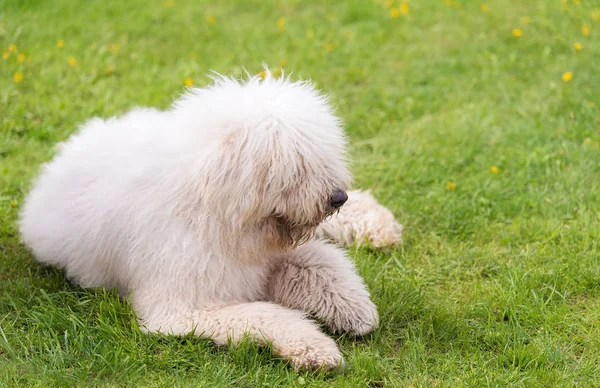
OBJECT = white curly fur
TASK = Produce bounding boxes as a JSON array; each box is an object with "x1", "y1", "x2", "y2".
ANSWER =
[{"x1": 19, "y1": 73, "x2": 382, "y2": 371}]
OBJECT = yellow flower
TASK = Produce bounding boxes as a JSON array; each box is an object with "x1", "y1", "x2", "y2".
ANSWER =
[
  {"x1": 280, "y1": 59, "x2": 287, "y2": 68},
  {"x1": 109, "y1": 43, "x2": 120, "y2": 54},
  {"x1": 447, "y1": 182, "x2": 457, "y2": 191},
  {"x1": 57, "y1": 39, "x2": 64, "y2": 48},
  {"x1": 582, "y1": 24, "x2": 590, "y2": 36},
  {"x1": 184, "y1": 77, "x2": 194, "y2": 87},
  {"x1": 306, "y1": 29, "x2": 314, "y2": 40},
  {"x1": 11, "y1": 199, "x2": 18, "y2": 207},
  {"x1": 490, "y1": 166, "x2": 500, "y2": 175},
  {"x1": 522, "y1": 16, "x2": 531, "y2": 24},
  {"x1": 480, "y1": 4, "x2": 489, "y2": 13},
  {"x1": 574, "y1": 42, "x2": 583, "y2": 50},
  {"x1": 2, "y1": 49, "x2": 9, "y2": 59},
  {"x1": 207, "y1": 15, "x2": 216, "y2": 24},
  {"x1": 68, "y1": 56, "x2": 77, "y2": 67},
  {"x1": 259, "y1": 70, "x2": 267, "y2": 80},
  {"x1": 8, "y1": 44, "x2": 17, "y2": 52},
  {"x1": 13, "y1": 71, "x2": 23, "y2": 83},
  {"x1": 593, "y1": 9, "x2": 600, "y2": 21},
  {"x1": 390, "y1": 7, "x2": 399, "y2": 18},
  {"x1": 325, "y1": 44, "x2": 334, "y2": 52},
  {"x1": 17, "y1": 53, "x2": 25, "y2": 63},
  {"x1": 572, "y1": 0, "x2": 580, "y2": 5},
  {"x1": 444, "y1": 0, "x2": 461, "y2": 8},
  {"x1": 512, "y1": 28, "x2": 523, "y2": 37},
  {"x1": 562, "y1": 71, "x2": 573, "y2": 82},
  {"x1": 277, "y1": 17, "x2": 286, "y2": 32},
  {"x1": 399, "y1": 2, "x2": 409, "y2": 14},
  {"x1": 165, "y1": 0, "x2": 174, "y2": 7},
  {"x1": 561, "y1": 0, "x2": 568, "y2": 10}
]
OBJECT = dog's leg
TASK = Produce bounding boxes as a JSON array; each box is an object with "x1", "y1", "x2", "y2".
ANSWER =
[
  {"x1": 315, "y1": 190, "x2": 403, "y2": 248},
  {"x1": 267, "y1": 240, "x2": 379, "y2": 336},
  {"x1": 137, "y1": 299, "x2": 343, "y2": 371}
]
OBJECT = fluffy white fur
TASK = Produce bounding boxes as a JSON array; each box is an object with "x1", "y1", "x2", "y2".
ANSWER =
[{"x1": 20, "y1": 73, "x2": 382, "y2": 370}]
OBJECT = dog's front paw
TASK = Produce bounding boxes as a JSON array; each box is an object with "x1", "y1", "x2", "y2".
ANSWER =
[
  {"x1": 280, "y1": 335, "x2": 344, "y2": 371},
  {"x1": 328, "y1": 296, "x2": 379, "y2": 336}
]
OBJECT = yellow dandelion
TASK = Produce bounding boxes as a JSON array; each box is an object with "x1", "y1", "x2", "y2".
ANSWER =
[
  {"x1": 490, "y1": 166, "x2": 500, "y2": 175},
  {"x1": 584, "y1": 137, "x2": 592, "y2": 145},
  {"x1": 512, "y1": 28, "x2": 523, "y2": 37},
  {"x1": 11, "y1": 199, "x2": 18, "y2": 207},
  {"x1": 562, "y1": 71, "x2": 573, "y2": 82},
  {"x1": 390, "y1": 7, "x2": 399, "y2": 18},
  {"x1": 183, "y1": 78, "x2": 194, "y2": 87},
  {"x1": 2, "y1": 49, "x2": 9, "y2": 59},
  {"x1": 165, "y1": 0, "x2": 174, "y2": 7},
  {"x1": 306, "y1": 29, "x2": 314, "y2": 40},
  {"x1": 17, "y1": 53, "x2": 25, "y2": 63},
  {"x1": 259, "y1": 70, "x2": 267, "y2": 80},
  {"x1": 593, "y1": 9, "x2": 600, "y2": 21},
  {"x1": 277, "y1": 17, "x2": 286, "y2": 32},
  {"x1": 399, "y1": 2, "x2": 409, "y2": 15},
  {"x1": 8, "y1": 44, "x2": 17, "y2": 52},
  {"x1": 13, "y1": 71, "x2": 23, "y2": 83},
  {"x1": 68, "y1": 56, "x2": 77, "y2": 67},
  {"x1": 574, "y1": 42, "x2": 583, "y2": 50},
  {"x1": 447, "y1": 182, "x2": 457, "y2": 191},
  {"x1": 57, "y1": 39, "x2": 64, "y2": 48},
  {"x1": 110, "y1": 43, "x2": 120, "y2": 54},
  {"x1": 280, "y1": 59, "x2": 287, "y2": 68},
  {"x1": 522, "y1": 16, "x2": 531, "y2": 24},
  {"x1": 561, "y1": 0, "x2": 568, "y2": 10},
  {"x1": 480, "y1": 4, "x2": 489, "y2": 13},
  {"x1": 582, "y1": 24, "x2": 590, "y2": 36},
  {"x1": 325, "y1": 44, "x2": 334, "y2": 52},
  {"x1": 207, "y1": 15, "x2": 216, "y2": 24}
]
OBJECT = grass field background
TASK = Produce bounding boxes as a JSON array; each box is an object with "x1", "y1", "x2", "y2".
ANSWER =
[{"x1": 2, "y1": 0, "x2": 600, "y2": 386}]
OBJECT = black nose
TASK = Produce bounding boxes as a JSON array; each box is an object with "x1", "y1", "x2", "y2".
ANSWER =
[{"x1": 330, "y1": 189, "x2": 348, "y2": 209}]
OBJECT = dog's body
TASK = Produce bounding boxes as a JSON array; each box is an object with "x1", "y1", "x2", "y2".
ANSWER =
[{"x1": 20, "y1": 75, "x2": 380, "y2": 370}]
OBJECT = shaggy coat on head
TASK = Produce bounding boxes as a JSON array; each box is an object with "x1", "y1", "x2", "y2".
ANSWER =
[{"x1": 20, "y1": 73, "x2": 380, "y2": 370}]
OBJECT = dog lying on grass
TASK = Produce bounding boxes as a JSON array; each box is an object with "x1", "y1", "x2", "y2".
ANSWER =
[{"x1": 20, "y1": 72, "x2": 402, "y2": 370}]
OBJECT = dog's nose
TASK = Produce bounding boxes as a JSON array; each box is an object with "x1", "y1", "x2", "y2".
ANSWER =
[{"x1": 330, "y1": 189, "x2": 348, "y2": 209}]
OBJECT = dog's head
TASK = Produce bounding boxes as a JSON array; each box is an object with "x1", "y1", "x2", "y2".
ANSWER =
[{"x1": 176, "y1": 72, "x2": 351, "y2": 260}]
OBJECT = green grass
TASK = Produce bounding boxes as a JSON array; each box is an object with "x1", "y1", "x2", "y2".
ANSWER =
[{"x1": 2, "y1": 0, "x2": 600, "y2": 386}]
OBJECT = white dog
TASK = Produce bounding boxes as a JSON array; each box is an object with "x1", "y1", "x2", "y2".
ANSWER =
[{"x1": 19, "y1": 73, "x2": 392, "y2": 370}]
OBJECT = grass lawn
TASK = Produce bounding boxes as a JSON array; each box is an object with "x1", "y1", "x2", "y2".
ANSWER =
[{"x1": 2, "y1": 0, "x2": 600, "y2": 386}]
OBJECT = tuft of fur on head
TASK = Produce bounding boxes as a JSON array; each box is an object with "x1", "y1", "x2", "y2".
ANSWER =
[{"x1": 171, "y1": 71, "x2": 352, "y2": 261}]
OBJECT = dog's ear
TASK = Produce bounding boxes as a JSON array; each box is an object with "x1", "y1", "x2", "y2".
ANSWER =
[{"x1": 199, "y1": 127, "x2": 275, "y2": 228}]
